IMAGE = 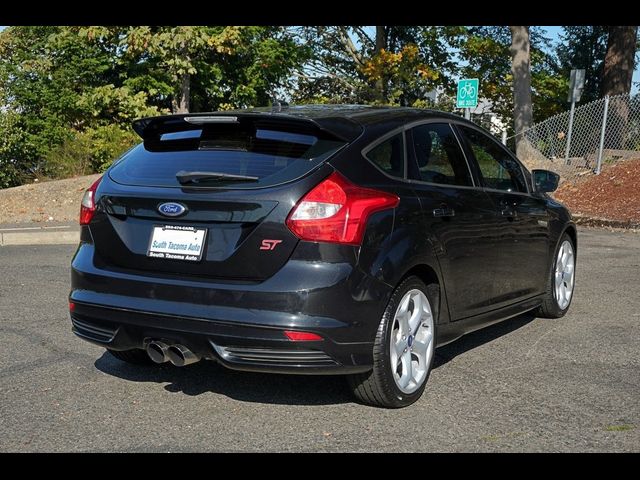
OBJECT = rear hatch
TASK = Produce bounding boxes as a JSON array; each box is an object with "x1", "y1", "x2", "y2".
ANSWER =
[{"x1": 90, "y1": 113, "x2": 355, "y2": 281}]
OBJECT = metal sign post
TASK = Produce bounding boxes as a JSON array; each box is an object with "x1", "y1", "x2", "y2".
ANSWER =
[
  {"x1": 457, "y1": 78, "x2": 479, "y2": 121},
  {"x1": 563, "y1": 69, "x2": 585, "y2": 164},
  {"x1": 595, "y1": 95, "x2": 610, "y2": 175}
]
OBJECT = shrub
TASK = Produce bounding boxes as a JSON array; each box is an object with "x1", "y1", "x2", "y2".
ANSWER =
[
  {"x1": 87, "y1": 124, "x2": 139, "y2": 173},
  {"x1": 0, "y1": 112, "x2": 35, "y2": 188},
  {"x1": 45, "y1": 125, "x2": 139, "y2": 179}
]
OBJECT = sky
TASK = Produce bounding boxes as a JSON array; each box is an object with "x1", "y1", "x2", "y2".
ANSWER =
[{"x1": 0, "y1": 25, "x2": 638, "y2": 94}]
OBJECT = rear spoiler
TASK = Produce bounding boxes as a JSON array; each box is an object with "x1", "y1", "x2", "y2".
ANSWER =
[{"x1": 132, "y1": 112, "x2": 363, "y2": 144}]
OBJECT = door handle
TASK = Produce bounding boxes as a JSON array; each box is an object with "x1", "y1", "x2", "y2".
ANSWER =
[{"x1": 433, "y1": 206, "x2": 455, "y2": 217}]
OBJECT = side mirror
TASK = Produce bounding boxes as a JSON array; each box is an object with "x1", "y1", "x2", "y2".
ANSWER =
[{"x1": 532, "y1": 169, "x2": 560, "y2": 193}]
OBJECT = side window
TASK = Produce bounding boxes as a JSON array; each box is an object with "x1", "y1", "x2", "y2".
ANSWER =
[
  {"x1": 366, "y1": 133, "x2": 405, "y2": 178},
  {"x1": 408, "y1": 123, "x2": 473, "y2": 187},
  {"x1": 459, "y1": 126, "x2": 527, "y2": 193}
]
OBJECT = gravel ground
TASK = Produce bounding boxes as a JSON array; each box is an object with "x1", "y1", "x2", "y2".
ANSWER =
[
  {"x1": 0, "y1": 174, "x2": 100, "y2": 224},
  {"x1": 0, "y1": 228, "x2": 638, "y2": 452}
]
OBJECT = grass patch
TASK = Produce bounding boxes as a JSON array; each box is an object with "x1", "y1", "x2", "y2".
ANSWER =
[{"x1": 604, "y1": 424, "x2": 635, "y2": 432}]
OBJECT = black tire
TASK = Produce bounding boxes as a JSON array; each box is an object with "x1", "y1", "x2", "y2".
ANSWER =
[
  {"x1": 535, "y1": 232, "x2": 575, "y2": 319},
  {"x1": 347, "y1": 276, "x2": 438, "y2": 408},
  {"x1": 107, "y1": 348, "x2": 155, "y2": 365}
]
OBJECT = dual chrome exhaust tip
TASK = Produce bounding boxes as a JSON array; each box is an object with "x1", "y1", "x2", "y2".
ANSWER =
[{"x1": 146, "y1": 340, "x2": 200, "y2": 367}]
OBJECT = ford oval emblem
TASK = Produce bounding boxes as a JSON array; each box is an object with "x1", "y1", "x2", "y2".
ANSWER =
[{"x1": 158, "y1": 202, "x2": 187, "y2": 217}]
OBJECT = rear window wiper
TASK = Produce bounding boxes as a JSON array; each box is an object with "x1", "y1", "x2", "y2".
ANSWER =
[{"x1": 176, "y1": 170, "x2": 259, "y2": 185}]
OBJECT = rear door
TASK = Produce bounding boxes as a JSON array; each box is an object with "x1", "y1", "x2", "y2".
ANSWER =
[
  {"x1": 91, "y1": 115, "x2": 349, "y2": 281},
  {"x1": 405, "y1": 122, "x2": 501, "y2": 320},
  {"x1": 456, "y1": 125, "x2": 551, "y2": 304}
]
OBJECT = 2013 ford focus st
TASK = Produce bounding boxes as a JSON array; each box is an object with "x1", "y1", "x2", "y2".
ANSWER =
[{"x1": 70, "y1": 105, "x2": 577, "y2": 408}]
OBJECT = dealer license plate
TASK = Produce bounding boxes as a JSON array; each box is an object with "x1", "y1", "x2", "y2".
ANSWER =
[{"x1": 147, "y1": 225, "x2": 207, "y2": 262}]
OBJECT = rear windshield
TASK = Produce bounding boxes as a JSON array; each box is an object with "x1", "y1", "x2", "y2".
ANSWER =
[{"x1": 109, "y1": 125, "x2": 346, "y2": 189}]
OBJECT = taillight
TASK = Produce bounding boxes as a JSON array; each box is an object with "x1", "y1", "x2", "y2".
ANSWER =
[
  {"x1": 79, "y1": 176, "x2": 103, "y2": 225},
  {"x1": 286, "y1": 172, "x2": 399, "y2": 246}
]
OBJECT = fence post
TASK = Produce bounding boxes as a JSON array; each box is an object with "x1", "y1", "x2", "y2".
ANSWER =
[
  {"x1": 564, "y1": 100, "x2": 576, "y2": 164},
  {"x1": 595, "y1": 95, "x2": 610, "y2": 175}
]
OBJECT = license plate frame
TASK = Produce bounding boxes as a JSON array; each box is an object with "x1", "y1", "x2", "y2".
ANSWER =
[{"x1": 147, "y1": 225, "x2": 207, "y2": 262}]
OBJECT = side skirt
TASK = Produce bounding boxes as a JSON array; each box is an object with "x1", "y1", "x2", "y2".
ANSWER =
[{"x1": 435, "y1": 295, "x2": 544, "y2": 347}]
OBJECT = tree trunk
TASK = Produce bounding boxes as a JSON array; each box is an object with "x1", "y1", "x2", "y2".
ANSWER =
[
  {"x1": 171, "y1": 73, "x2": 191, "y2": 114},
  {"x1": 601, "y1": 27, "x2": 637, "y2": 149},
  {"x1": 509, "y1": 26, "x2": 533, "y2": 158},
  {"x1": 602, "y1": 26, "x2": 637, "y2": 96},
  {"x1": 374, "y1": 26, "x2": 387, "y2": 103}
]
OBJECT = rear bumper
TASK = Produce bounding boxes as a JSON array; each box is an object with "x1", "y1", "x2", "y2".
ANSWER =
[{"x1": 70, "y1": 243, "x2": 392, "y2": 374}]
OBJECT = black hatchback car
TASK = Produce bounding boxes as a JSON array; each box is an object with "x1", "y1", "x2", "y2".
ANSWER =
[{"x1": 70, "y1": 105, "x2": 576, "y2": 408}]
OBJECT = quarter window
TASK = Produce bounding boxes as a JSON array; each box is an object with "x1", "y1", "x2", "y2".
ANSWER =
[
  {"x1": 408, "y1": 123, "x2": 472, "y2": 187},
  {"x1": 459, "y1": 126, "x2": 527, "y2": 193},
  {"x1": 366, "y1": 133, "x2": 405, "y2": 178}
]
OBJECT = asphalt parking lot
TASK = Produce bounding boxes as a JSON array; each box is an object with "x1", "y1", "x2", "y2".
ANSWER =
[{"x1": 1, "y1": 228, "x2": 638, "y2": 452}]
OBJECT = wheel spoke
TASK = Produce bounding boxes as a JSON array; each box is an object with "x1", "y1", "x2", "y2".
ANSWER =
[
  {"x1": 398, "y1": 315, "x2": 410, "y2": 338},
  {"x1": 412, "y1": 333, "x2": 431, "y2": 359},
  {"x1": 554, "y1": 270, "x2": 563, "y2": 285},
  {"x1": 398, "y1": 350, "x2": 412, "y2": 389},
  {"x1": 390, "y1": 343, "x2": 399, "y2": 373},
  {"x1": 393, "y1": 338, "x2": 405, "y2": 359},
  {"x1": 396, "y1": 295, "x2": 411, "y2": 335},
  {"x1": 408, "y1": 293, "x2": 423, "y2": 333},
  {"x1": 557, "y1": 244, "x2": 565, "y2": 266}
]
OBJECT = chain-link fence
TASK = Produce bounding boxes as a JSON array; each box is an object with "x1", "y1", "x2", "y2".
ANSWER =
[{"x1": 507, "y1": 93, "x2": 640, "y2": 183}]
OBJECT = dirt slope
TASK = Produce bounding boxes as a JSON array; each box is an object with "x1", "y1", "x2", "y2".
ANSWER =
[
  {"x1": 554, "y1": 159, "x2": 640, "y2": 225},
  {"x1": 0, "y1": 174, "x2": 100, "y2": 224}
]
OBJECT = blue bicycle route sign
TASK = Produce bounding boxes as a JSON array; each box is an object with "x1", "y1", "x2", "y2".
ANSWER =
[{"x1": 456, "y1": 78, "x2": 479, "y2": 108}]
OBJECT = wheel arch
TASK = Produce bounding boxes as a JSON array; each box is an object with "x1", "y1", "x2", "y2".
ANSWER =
[
  {"x1": 396, "y1": 262, "x2": 449, "y2": 325},
  {"x1": 563, "y1": 223, "x2": 578, "y2": 253}
]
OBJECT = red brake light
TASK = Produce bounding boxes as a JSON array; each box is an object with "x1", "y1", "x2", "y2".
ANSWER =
[
  {"x1": 286, "y1": 172, "x2": 399, "y2": 246},
  {"x1": 69, "y1": 302, "x2": 75, "y2": 312},
  {"x1": 284, "y1": 331, "x2": 324, "y2": 342},
  {"x1": 79, "y1": 176, "x2": 103, "y2": 225}
]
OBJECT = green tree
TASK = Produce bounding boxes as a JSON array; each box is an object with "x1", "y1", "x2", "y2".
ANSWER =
[
  {"x1": 0, "y1": 26, "x2": 308, "y2": 188},
  {"x1": 459, "y1": 26, "x2": 566, "y2": 138},
  {"x1": 557, "y1": 26, "x2": 609, "y2": 103},
  {"x1": 192, "y1": 26, "x2": 310, "y2": 110},
  {"x1": 0, "y1": 26, "x2": 165, "y2": 186},
  {"x1": 293, "y1": 26, "x2": 462, "y2": 107},
  {"x1": 83, "y1": 26, "x2": 308, "y2": 113}
]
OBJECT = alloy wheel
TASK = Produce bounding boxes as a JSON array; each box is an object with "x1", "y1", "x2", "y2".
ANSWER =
[{"x1": 390, "y1": 289, "x2": 435, "y2": 394}]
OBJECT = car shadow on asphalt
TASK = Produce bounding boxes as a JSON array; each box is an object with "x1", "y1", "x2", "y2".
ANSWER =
[
  {"x1": 433, "y1": 312, "x2": 536, "y2": 368},
  {"x1": 94, "y1": 354, "x2": 354, "y2": 405},
  {"x1": 93, "y1": 312, "x2": 536, "y2": 406}
]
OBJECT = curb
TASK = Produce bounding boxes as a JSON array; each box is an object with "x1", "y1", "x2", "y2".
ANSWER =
[
  {"x1": 573, "y1": 215, "x2": 640, "y2": 231},
  {"x1": 0, "y1": 225, "x2": 79, "y2": 246},
  {"x1": 0, "y1": 215, "x2": 637, "y2": 246}
]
